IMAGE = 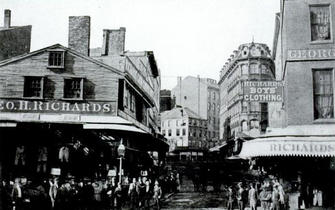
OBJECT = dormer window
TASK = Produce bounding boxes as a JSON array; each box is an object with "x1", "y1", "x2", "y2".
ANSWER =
[{"x1": 48, "y1": 50, "x2": 65, "y2": 68}]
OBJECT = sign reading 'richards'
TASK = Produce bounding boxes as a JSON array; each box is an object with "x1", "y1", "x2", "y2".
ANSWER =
[
  {"x1": 0, "y1": 99, "x2": 116, "y2": 115},
  {"x1": 243, "y1": 81, "x2": 284, "y2": 102}
]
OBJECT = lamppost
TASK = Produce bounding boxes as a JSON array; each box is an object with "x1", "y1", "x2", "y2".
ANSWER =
[{"x1": 117, "y1": 139, "x2": 125, "y2": 184}]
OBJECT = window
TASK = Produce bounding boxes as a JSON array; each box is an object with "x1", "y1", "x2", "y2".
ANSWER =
[
  {"x1": 176, "y1": 129, "x2": 180, "y2": 136},
  {"x1": 24, "y1": 76, "x2": 44, "y2": 98},
  {"x1": 250, "y1": 120, "x2": 259, "y2": 129},
  {"x1": 313, "y1": 69, "x2": 334, "y2": 119},
  {"x1": 310, "y1": 5, "x2": 331, "y2": 42},
  {"x1": 213, "y1": 103, "x2": 215, "y2": 111},
  {"x1": 182, "y1": 128, "x2": 186, "y2": 136},
  {"x1": 64, "y1": 78, "x2": 83, "y2": 99},
  {"x1": 261, "y1": 65, "x2": 268, "y2": 74},
  {"x1": 168, "y1": 120, "x2": 171, "y2": 127},
  {"x1": 168, "y1": 129, "x2": 172, "y2": 136},
  {"x1": 130, "y1": 93, "x2": 135, "y2": 112},
  {"x1": 250, "y1": 64, "x2": 259, "y2": 74},
  {"x1": 250, "y1": 102, "x2": 260, "y2": 112},
  {"x1": 48, "y1": 50, "x2": 65, "y2": 68},
  {"x1": 242, "y1": 65, "x2": 248, "y2": 75},
  {"x1": 208, "y1": 102, "x2": 211, "y2": 111},
  {"x1": 242, "y1": 101, "x2": 248, "y2": 112},
  {"x1": 242, "y1": 121, "x2": 248, "y2": 131},
  {"x1": 162, "y1": 130, "x2": 166, "y2": 136},
  {"x1": 213, "y1": 92, "x2": 216, "y2": 100}
]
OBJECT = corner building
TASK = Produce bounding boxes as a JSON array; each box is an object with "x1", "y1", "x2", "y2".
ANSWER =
[
  {"x1": 218, "y1": 42, "x2": 275, "y2": 141},
  {"x1": 0, "y1": 15, "x2": 167, "y2": 200},
  {"x1": 239, "y1": 0, "x2": 335, "y2": 208}
]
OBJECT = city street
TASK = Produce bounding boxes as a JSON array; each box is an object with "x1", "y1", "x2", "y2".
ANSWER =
[{"x1": 161, "y1": 192, "x2": 226, "y2": 210}]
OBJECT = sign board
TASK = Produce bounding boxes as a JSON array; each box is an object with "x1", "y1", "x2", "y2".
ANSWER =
[
  {"x1": 287, "y1": 49, "x2": 335, "y2": 61},
  {"x1": 51, "y1": 168, "x2": 61, "y2": 176},
  {"x1": 107, "y1": 170, "x2": 117, "y2": 177},
  {"x1": 243, "y1": 81, "x2": 283, "y2": 102},
  {"x1": 0, "y1": 99, "x2": 116, "y2": 115}
]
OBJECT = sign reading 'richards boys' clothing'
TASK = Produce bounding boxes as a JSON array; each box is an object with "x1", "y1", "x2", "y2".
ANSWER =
[
  {"x1": 243, "y1": 81, "x2": 284, "y2": 102},
  {"x1": 0, "y1": 99, "x2": 116, "y2": 115}
]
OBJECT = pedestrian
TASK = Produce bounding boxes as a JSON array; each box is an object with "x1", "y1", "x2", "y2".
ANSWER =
[
  {"x1": 272, "y1": 184, "x2": 280, "y2": 210},
  {"x1": 143, "y1": 180, "x2": 152, "y2": 210},
  {"x1": 236, "y1": 182, "x2": 246, "y2": 210},
  {"x1": 136, "y1": 177, "x2": 145, "y2": 208},
  {"x1": 249, "y1": 183, "x2": 257, "y2": 210},
  {"x1": 128, "y1": 178, "x2": 139, "y2": 210},
  {"x1": 114, "y1": 183, "x2": 123, "y2": 210},
  {"x1": 259, "y1": 186, "x2": 272, "y2": 210},
  {"x1": 227, "y1": 186, "x2": 235, "y2": 210},
  {"x1": 153, "y1": 180, "x2": 162, "y2": 210}
]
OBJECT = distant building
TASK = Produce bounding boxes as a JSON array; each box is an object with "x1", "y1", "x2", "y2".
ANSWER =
[
  {"x1": 218, "y1": 42, "x2": 275, "y2": 141},
  {"x1": 160, "y1": 89, "x2": 175, "y2": 112},
  {"x1": 0, "y1": 10, "x2": 31, "y2": 61},
  {"x1": 171, "y1": 76, "x2": 220, "y2": 142},
  {"x1": 161, "y1": 106, "x2": 207, "y2": 160}
]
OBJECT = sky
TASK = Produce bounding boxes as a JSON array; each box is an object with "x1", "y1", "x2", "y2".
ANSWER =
[{"x1": 0, "y1": 0, "x2": 280, "y2": 90}]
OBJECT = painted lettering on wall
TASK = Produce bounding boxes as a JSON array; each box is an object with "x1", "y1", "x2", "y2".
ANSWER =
[
  {"x1": 0, "y1": 99, "x2": 116, "y2": 115},
  {"x1": 287, "y1": 49, "x2": 335, "y2": 60},
  {"x1": 243, "y1": 81, "x2": 283, "y2": 102},
  {"x1": 270, "y1": 143, "x2": 335, "y2": 153}
]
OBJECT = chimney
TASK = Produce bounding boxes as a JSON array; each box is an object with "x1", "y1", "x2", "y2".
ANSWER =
[
  {"x1": 102, "y1": 27, "x2": 126, "y2": 56},
  {"x1": 68, "y1": 16, "x2": 91, "y2": 56},
  {"x1": 4, "y1": 10, "x2": 11, "y2": 28}
]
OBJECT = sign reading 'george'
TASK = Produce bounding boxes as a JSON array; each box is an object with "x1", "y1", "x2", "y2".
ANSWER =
[
  {"x1": 243, "y1": 81, "x2": 284, "y2": 102},
  {"x1": 0, "y1": 99, "x2": 116, "y2": 115}
]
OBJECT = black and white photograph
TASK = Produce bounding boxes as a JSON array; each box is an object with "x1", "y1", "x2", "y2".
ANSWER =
[{"x1": 0, "y1": 0, "x2": 334, "y2": 210}]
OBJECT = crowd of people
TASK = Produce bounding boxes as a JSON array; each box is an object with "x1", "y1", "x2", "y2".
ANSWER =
[
  {"x1": 1, "y1": 175, "x2": 168, "y2": 210},
  {"x1": 226, "y1": 180, "x2": 289, "y2": 210}
]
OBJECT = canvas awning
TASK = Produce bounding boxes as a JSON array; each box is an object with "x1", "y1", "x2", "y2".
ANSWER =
[
  {"x1": 83, "y1": 123, "x2": 146, "y2": 134},
  {"x1": 238, "y1": 136, "x2": 335, "y2": 158},
  {"x1": 209, "y1": 142, "x2": 227, "y2": 152}
]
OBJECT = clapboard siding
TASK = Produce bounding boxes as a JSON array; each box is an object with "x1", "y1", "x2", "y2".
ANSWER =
[{"x1": 0, "y1": 48, "x2": 121, "y2": 101}]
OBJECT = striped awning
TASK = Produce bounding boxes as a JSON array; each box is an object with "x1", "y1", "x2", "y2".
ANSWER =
[{"x1": 238, "y1": 136, "x2": 335, "y2": 158}]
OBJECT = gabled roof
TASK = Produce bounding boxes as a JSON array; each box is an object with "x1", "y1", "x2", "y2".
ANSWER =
[
  {"x1": 161, "y1": 106, "x2": 205, "y2": 120},
  {"x1": 0, "y1": 43, "x2": 124, "y2": 76}
]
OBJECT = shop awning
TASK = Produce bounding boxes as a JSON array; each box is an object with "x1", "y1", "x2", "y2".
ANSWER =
[
  {"x1": 209, "y1": 143, "x2": 227, "y2": 152},
  {"x1": 83, "y1": 123, "x2": 146, "y2": 134},
  {"x1": 239, "y1": 136, "x2": 335, "y2": 158}
]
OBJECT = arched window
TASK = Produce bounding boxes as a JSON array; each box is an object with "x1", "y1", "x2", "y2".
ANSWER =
[{"x1": 241, "y1": 121, "x2": 248, "y2": 131}]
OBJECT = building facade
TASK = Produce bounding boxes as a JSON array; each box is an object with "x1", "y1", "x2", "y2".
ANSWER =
[
  {"x1": 171, "y1": 76, "x2": 220, "y2": 141},
  {"x1": 0, "y1": 15, "x2": 167, "y2": 203},
  {"x1": 0, "y1": 10, "x2": 31, "y2": 61},
  {"x1": 218, "y1": 42, "x2": 275, "y2": 141},
  {"x1": 161, "y1": 106, "x2": 207, "y2": 160},
  {"x1": 239, "y1": 0, "x2": 335, "y2": 208}
]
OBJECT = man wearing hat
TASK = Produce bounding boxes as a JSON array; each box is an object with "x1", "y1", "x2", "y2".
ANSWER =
[{"x1": 236, "y1": 182, "x2": 246, "y2": 210}]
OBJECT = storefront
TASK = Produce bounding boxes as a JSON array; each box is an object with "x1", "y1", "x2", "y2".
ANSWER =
[{"x1": 239, "y1": 135, "x2": 335, "y2": 209}]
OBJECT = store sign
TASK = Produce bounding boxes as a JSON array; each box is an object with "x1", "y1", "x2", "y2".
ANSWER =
[
  {"x1": 0, "y1": 99, "x2": 116, "y2": 115},
  {"x1": 243, "y1": 81, "x2": 283, "y2": 102},
  {"x1": 287, "y1": 49, "x2": 335, "y2": 60},
  {"x1": 270, "y1": 142, "x2": 335, "y2": 153}
]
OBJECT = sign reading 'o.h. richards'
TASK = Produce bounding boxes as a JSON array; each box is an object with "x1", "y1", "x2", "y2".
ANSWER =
[
  {"x1": 0, "y1": 99, "x2": 116, "y2": 115},
  {"x1": 243, "y1": 81, "x2": 284, "y2": 102}
]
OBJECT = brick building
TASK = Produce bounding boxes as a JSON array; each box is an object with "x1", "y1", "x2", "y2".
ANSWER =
[
  {"x1": 239, "y1": 0, "x2": 335, "y2": 208},
  {"x1": 0, "y1": 10, "x2": 31, "y2": 61}
]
